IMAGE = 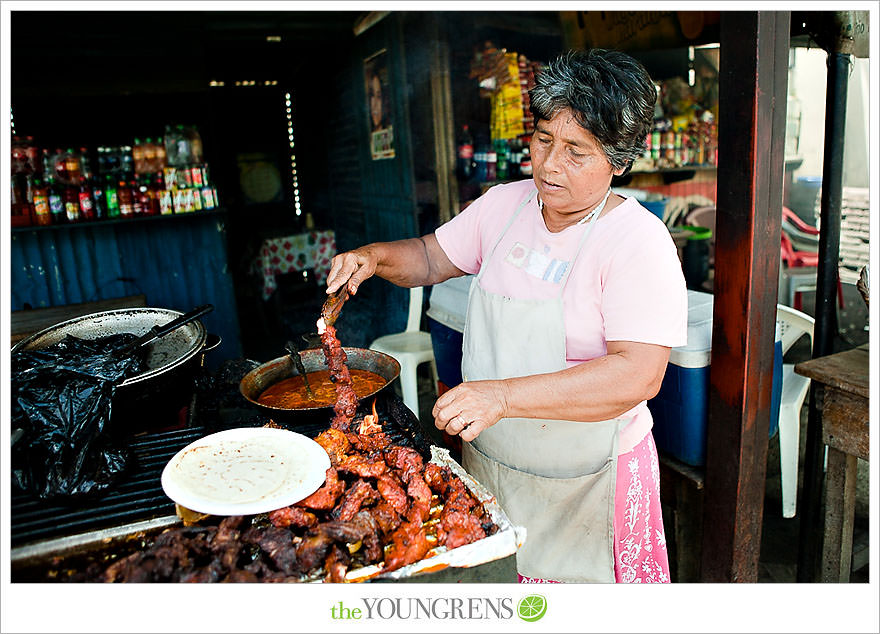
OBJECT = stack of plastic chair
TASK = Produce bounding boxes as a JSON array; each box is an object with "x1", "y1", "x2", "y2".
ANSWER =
[
  {"x1": 779, "y1": 206, "x2": 844, "y2": 311},
  {"x1": 775, "y1": 304, "x2": 815, "y2": 518},
  {"x1": 369, "y1": 286, "x2": 438, "y2": 418},
  {"x1": 782, "y1": 205, "x2": 820, "y2": 252}
]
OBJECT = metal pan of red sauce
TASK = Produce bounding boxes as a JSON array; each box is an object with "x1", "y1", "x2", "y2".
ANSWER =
[{"x1": 239, "y1": 347, "x2": 400, "y2": 418}]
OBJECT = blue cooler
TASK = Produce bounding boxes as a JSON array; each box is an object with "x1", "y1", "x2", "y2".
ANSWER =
[
  {"x1": 426, "y1": 275, "x2": 474, "y2": 390},
  {"x1": 648, "y1": 290, "x2": 782, "y2": 466}
]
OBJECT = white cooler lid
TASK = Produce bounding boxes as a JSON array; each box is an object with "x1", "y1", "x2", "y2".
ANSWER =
[
  {"x1": 427, "y1": 275, "x2": 474, "y2": 333},
  {"x1": 669, "y1": 290, "x2": 714, "y2": 368}
]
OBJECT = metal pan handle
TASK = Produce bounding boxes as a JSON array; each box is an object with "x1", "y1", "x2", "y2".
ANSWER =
[{"x1": 116, "y1": 304, "x2": 214, "y2": 357}]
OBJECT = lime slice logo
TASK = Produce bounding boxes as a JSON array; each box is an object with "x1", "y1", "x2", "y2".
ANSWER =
[{"x1": 517, "y1": 594, "x2": 547, "y2": 622}]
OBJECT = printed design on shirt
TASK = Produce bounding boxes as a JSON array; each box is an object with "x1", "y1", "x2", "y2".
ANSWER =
[{"x1": 504, "y1": 241, "x2": 569, "y2": 284}]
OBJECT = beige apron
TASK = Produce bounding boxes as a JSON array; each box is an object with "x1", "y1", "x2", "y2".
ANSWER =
[{"x1": 460, "y1": 189, "x2": 623, "y2": 583}]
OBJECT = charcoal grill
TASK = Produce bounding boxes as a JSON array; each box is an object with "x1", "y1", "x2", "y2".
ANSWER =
[
  {"x1": 10, "y1": 359, "x2": 523, "y2": 583},
  {"x1": 10, "y1": 385, "x2": 429, "y2": 548}
]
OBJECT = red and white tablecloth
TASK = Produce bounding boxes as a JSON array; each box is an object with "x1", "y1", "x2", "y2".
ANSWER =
[{"x1": 253, "y1": 230, "x2": 336, "y2": 300}]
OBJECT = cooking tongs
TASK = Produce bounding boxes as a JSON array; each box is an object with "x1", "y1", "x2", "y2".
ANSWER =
[
  {"x1": 285, "y1": 340, "x2": 314, "y2": 399},
  {"x1": 318, "y1": 285, "x2": 350, "y2": 330},
  {"x1": 114, "y1": 304, "x2": 214, "y2": 358}
]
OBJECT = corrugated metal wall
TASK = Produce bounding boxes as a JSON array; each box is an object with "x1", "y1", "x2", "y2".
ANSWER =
[{"x1": 10, "y1": 214, "x2": 242, "y2": 364}]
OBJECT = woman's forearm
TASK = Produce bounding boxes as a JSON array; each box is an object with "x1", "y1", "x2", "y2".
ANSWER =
[
  {"x1": 500, "y1": 344, "x2": 669, "y2": 422},
  {"x1": 326, "y1": 234, "x2": 463, "y2": 295}
]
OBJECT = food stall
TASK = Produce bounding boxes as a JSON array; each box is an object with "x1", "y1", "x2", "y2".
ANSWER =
[{"x1": 6, "y1": 9, "x2": 870, "y2": 593}]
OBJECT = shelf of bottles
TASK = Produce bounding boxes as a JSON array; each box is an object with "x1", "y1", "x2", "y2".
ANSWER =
[{"x1": 10, "y1": 124, "x2": 220, "y2": 230}]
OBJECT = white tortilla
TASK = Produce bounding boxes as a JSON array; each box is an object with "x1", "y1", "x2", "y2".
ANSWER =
[{"x1": 161, "y1": 428, "x2": 330, "y2": 516}]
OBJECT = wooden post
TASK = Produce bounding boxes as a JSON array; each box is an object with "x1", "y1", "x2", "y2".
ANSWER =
[
  {"x1": 428, "y1": 16, "x2": 458, "y2": 224},
  {"x1": 700, "y1": 11, "x2": 790, "y2": 582}
]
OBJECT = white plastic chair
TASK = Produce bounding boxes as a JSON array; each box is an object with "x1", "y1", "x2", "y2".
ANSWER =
[
  {"x1": 369, "y1": 286, "x2": 438, "y2": 418},
  {"x1": 776, "y1": 304, "x2": 815, "y2": 518}
]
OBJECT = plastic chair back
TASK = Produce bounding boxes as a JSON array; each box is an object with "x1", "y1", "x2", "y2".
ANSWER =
[
  {"x1": 776, "y1": 304, "x2": 814, "y2": 355},
  {"x1": 405, "y1": 287, "x2": 424, "y2": 333}
]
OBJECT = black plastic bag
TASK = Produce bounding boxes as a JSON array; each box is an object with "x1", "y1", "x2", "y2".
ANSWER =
[{"x1": 11, "y1": 334, "x2": 148, "y2": 500}]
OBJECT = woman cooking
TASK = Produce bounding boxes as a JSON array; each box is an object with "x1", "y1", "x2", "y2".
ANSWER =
[{"x1": 324, "y1": 49, "x2": 687, "y2": 583}]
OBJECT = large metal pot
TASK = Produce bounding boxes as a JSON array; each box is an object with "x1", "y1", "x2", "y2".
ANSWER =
[
  {"x1": 240, "y1": 347, "x2": 400, "y2": 424},
  {"x1": 12, "y1": 308, "x2": 220, "y2": 434}
]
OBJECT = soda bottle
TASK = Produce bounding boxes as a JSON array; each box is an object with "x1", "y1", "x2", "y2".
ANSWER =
[
  {"x1": 456, "y1": 125, "x2": 475, "y2": 181},
  {"x1": 494, "y1": 139, "x2": 509, "y2": 181},
  {"x1": 132, "y1": 138, "x2": 145, "y2": 174},
  {"x1": 188, "y1": 125, "x2": 204, "y2": 164},
  {"x1": 41, "y1": 148, "x2": 52, "y2": 177},
  {"x1": 486, "y1": 150, "x2": 497, "y2": 181},
  {"x1": 79, "y1": 147, "x2": 94, "y2": 182},
  {"x1": 136, "y1": 177, "x2": 156, "y2": 216},
  {"x1": 131, "y1": 178, "x2": 145, "y2": 215},
  {"x1": 519, "y1": 145, "x2": 532, "y2": 176},
  {"x1": 120, "y1": 146, "x2": 134, "y2": 178},
  {"x1": 32, "y1": 177, "x2": 52, "y2": 226},
  {"x1": 47, "y1": 176, "x2": 65, "y2": 225},
  {"x1": 64, "y1": 148, "x2": 81, "y2": 184},
  {"x1": 54, "y1": 148, "x2": 68, "y2": 182},
  {"x1": 174, "y1": 124, "x2": 193, "y2": 167},
  {"x1": 117, "y1": 179, "x2": 134, "y2": 216},
  {"x1": 24, "y1": 136, "x2": 40, "y2": 174},
  {"x1": 10, "y1": 174, "x2": 32, "y2": 226},
  {"x1": 79, "y1": 177, "x2": 96, "y2": 221},
  {"x1": 10, "y1": 136, "x2": 27, "y2": 174},
  {"x1": 63, "y1": 183, "x2": 81, "y2": 222},
  {"x1": 144, "y1": 137, "x2": 158, "y2": 173},
  {"x1": 92, "y1": 176, "x2": 107, "y2": 219},
  {"x1": 105, "y1": 175, "x2": 120, "y2": 218},
  {"x1": 155, "y1": 136, "x2": 167, "y2": 170}
]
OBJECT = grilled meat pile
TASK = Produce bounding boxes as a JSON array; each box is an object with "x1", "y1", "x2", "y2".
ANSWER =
[{"x1": 77, "y1": 422, "x2": 495, "y2": 583}]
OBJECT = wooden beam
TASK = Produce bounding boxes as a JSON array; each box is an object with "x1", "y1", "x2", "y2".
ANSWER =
[
  {"x1": 700, "y1": 11, "x2": 790, "y2": 582},
  {"x1": 429, "y1": 16, "x2": 458, "y2": 224}
]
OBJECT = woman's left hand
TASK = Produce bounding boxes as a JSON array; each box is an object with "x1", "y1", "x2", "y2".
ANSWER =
[{"x1": 432, "y1": 380, "x2": 510, "y2": 442}]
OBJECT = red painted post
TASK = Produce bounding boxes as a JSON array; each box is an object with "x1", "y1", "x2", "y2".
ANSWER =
[{"x1": 700, "y1": 11, "x2": 790, "y2": 582}]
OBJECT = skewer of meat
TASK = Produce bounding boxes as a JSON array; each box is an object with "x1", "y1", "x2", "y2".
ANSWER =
[{"x1": 317, "y1": 286, "x2": 359, "y2": 430}]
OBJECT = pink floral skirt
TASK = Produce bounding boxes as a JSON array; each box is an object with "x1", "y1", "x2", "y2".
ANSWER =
[{"x1": 519, "y1": 431, "x2": 670, "y2": 584}]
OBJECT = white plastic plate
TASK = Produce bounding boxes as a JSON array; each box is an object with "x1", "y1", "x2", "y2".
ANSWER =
[{"x1": 161, "y1": 427, "x2": 330, "y2": 516}]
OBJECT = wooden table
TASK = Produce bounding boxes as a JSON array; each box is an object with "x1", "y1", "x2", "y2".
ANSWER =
[{"x1": 795, "y1": 344, "x2": 869, "y2": 582}]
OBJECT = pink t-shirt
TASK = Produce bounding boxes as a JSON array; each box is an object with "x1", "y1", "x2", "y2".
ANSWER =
[{"x1": 435, "y1": 179, "x2": 688, "y2": 453}]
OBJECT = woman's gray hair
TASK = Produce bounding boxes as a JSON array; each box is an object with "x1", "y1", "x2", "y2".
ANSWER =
[{"x1": 529, "y1": 49, "x2": 656, "y2": 174}]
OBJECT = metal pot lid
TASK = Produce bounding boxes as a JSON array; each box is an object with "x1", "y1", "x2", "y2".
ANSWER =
[{"x1": 11, "y1": 307, "x2": 208, "y2": 387}]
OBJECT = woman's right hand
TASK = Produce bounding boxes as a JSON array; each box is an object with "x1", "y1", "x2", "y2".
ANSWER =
[{"x1": 325, "y1": 246, "x2": 378, "y2": 296}]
